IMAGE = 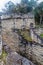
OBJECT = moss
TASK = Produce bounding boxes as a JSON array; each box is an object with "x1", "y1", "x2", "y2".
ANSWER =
[
  {"x1": 40, "y1": 34, "x2": 43, "y2": 38},
  {"x1": 0, "y1": 49, "x2": 8, "y2": 64},
  {"x1": 18, "y1": 29, "x2": 32, "y2": 42},
  {"x1": 1, "y1": 49, "x2": 7, "y2": 58}
]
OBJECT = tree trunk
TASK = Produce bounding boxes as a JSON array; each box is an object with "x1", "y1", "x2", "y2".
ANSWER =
[{"x1": 40, "y1": 15, "x2": 42, "y2": 25}]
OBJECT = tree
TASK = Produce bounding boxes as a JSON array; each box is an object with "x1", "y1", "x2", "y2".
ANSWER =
[
  {"x1": 34, "y1": 2, "x2": 43, "y2": 24},
  {"x1": 16, "y1": 4, "x2": 32, "y2": 14},
  {"x1": 21, "y1": 0, "x2": 29, "y2": 5},
  {"x1": 17, "y1": 0, "x2": 33, "y2": 14},
  {"x1": 20, "y1": 0, "x2": 38, "y2": 13},
  {"x1": 28, "y1": 0, "x2": 38, "y2": 9},
  {"x1": 38, "y1": 2, "x2": 43, "y2": 24},
  {"x1": 2, "y1": 1, "x2": 15, "y2": 14},
  {"x1": 2, "y1": 0, "x2": 38, "y2": 14}
]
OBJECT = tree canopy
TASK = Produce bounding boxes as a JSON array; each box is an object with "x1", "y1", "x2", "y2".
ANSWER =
[{"x1": 2, "y1": 0, "x2": 38, "y2": 14}]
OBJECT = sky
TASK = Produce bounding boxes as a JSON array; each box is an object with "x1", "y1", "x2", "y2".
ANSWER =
[{"x1": 0, "y1": 0, "x2": 43, "y2": 11}]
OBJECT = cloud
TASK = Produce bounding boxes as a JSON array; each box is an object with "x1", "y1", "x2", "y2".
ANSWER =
[{"x1": 38, "y1": 0, "x2": 43, "y2": 3}]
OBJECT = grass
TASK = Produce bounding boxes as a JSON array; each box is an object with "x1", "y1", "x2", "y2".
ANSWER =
[
  {"x1": 40, "y1": 34, "x2": 43, "y2": 38},
  {"x1": 18, "y1": 29, "x2": 32, "y2": 42},
  {"x1": 35, "y1": 24, "x2": 43, "y2": 28}
]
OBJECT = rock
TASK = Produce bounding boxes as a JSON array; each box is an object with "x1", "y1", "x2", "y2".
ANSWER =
[
  {"x1": 6, "y1": 52, "x2": 34, "y2": 65},
  {"x1": 0, "y1": 60, "x2": 4, "y2": 65}
]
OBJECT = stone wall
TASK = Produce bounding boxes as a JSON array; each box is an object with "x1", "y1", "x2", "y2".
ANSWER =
[
  {"x1": 30, "y1": 28, "x2": 43, "y2": 45},
  {"x1": 2, "y1": 18, "x2": 35, "y2": 30}
]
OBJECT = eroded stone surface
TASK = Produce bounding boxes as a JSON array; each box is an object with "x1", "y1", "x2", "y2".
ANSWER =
[
  {"x1": 32, "y1": 44, "x2": 43, "y2": 65},
  {"x1": 6, "y1": 52, "x2": 34, "y2": 65},
  {"x1": 2, "y1": 30, "x2": 43, "y2": 65}
]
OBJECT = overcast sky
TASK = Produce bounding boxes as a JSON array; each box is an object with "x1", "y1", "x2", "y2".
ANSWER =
[{"x1": 0, "y1": 0, "x2": 43, "y2": 11}]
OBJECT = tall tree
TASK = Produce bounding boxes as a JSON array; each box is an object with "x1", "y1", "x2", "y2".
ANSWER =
[
  {"x1": 34, "y1": 2, "x2": 43, "y2": 24},
  {"x1": 29, "y1": 0, "x2": 38, "y2": 9},
  {"x1": 2, "y1": 1, "x2": 15, "y2": 14}
]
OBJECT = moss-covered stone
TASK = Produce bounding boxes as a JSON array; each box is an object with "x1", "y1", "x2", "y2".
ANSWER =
[{"x1": 18, "y1": 29, "x2": 32, "y2": 42}]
